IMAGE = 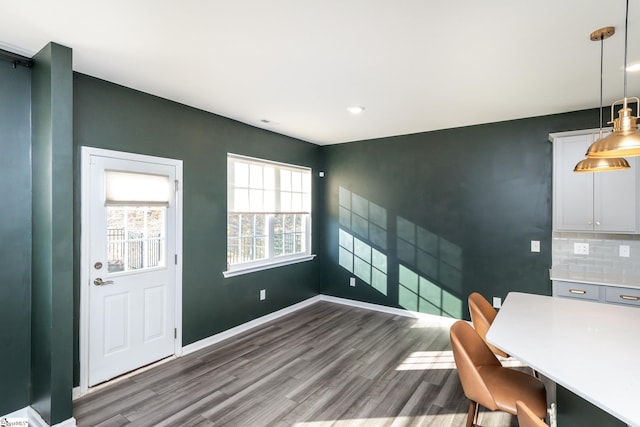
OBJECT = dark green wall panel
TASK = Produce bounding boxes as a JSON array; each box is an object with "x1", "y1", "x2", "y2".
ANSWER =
[
  {"x1": 31, "y1": 42, "x2": 74, "y2": 425},
  {"x1": 320, "y1": 111, "x2": 598, "y2": 319},
  {"x1": 0, "y1": 60, "x2": 32, "y2": 415},
  {"x1": 556, "y1": 385, "x2": 626, "y2": 427},
  {"x1": 73, "y1": 74, "x2": 321, "y2": 384},
  {"x1": 31, "y1": 44, "x2": 55, "y2": 422}
]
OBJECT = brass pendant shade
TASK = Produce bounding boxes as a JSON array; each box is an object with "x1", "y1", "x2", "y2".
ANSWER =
[
  {"x1": 585, "y1": 0, "x2": 640, "y2": 160},
  {"x1": 574, "y1": 156, "x2": 631, "y2": 172},
  {"x1": 585, "y1": 100, "x2": 640, "y2": 158}
]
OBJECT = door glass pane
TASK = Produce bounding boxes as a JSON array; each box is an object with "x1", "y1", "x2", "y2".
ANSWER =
[{"x1": 107, "y1": 206, "x2": 166, "y2": 273}]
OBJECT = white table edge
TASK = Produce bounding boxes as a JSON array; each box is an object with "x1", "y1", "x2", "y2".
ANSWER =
[{"x1": 486, "y1": 292, "x2": 639, "y2": 427}]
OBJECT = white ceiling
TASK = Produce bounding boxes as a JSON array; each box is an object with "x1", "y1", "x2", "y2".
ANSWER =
[{"x1": 1, "y1": 0, "x2": 640, "y2": 145}]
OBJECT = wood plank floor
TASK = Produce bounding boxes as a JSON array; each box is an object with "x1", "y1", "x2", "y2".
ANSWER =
[{"x1": 74, "y1": 301, "x2": 520, "y2": 427}]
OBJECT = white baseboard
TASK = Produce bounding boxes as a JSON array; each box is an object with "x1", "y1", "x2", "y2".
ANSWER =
[
  {"x1": 182, "y1": 294, "x2": 455, "y2": 357},
  {"x1": 182, "y1": 295, "x2": 323, "y2": 355},
  {"x1": 1, "y1": 407, "x2": 76, "y2": 427},
  {"x1": 318, "y1": 295, "x2": 458, "y2": 326},
  {"x1": 49, "y1": 416, "x2": 76, "y2": 427}
]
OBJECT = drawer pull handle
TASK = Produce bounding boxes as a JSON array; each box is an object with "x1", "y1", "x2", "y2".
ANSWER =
[
  {"x1": 569, "y1": 289, "x2": 587, "y2": 294},
  {"x1": 620, "y1": 294, "x2": 640, "y2": 301}
]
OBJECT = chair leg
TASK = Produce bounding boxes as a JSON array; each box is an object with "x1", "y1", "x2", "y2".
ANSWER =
[{"x1": 466, "y1": 400, "x2": 478, "y2": 427}]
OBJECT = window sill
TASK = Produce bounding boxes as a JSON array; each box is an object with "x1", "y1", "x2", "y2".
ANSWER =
[{"x1": 223, "y1": 254, "x2": 316, "y2": 278}]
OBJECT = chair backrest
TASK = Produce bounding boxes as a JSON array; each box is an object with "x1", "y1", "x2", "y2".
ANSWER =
[
  {"x1": 516, "y1": 400, "x2": 549, "y2": 427},
  {"x1": 468, "y1": 292, "x2": 508, "y2": 358},
  {"x1": 450, "y1": 320, "x2": 501, "y2": 410}
]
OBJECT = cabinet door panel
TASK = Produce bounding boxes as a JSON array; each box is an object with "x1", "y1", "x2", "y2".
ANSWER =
[
  {"x1": 554, "y1": 134, "x2": 594, "y2": 230},
  {"x1": 595, "y1": 157, "x2": 638, "y2": 232}
]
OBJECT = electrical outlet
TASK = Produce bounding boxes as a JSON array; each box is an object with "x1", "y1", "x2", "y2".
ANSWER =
[
  {"x1": 349, "y1": 277, "x2": 356, "y2": 287},
  {"x1": 531, "y1": 240, "x2": 540, "y2": 253},
  {"x1": 574, "y1": 242, "x2": 589, "y2": 255},
  {"x1": 620, "y1": 245, "x2": 631, "y2": 258},
  {"x1": 493, "y1": 297, "x2": 502, "y2": 309},
  {"x1": 259, "y1": 289, "x2": 266, "y2": 300}
]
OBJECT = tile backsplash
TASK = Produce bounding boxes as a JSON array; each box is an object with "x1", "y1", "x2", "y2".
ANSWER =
[{"x1": 552, "y1": 232, "x2": 640, "y2": 277}]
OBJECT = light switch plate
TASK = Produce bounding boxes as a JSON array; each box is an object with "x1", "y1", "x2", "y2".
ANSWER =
[
  {"x1": 493, "y1": 297, "x2": 502, "y2": 309},
  {"x1": 531, "y1": 240, "x2": 540, "y2": 253}
]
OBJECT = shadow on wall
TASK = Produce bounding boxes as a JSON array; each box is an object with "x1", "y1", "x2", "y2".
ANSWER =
[{"x1": 337, "y1": 186, "x2": 462, "y2": 318}]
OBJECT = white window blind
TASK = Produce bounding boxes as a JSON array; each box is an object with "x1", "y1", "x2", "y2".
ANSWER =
[
  {"x1": 105, "y1": 170, "x2": 170, "y2": 206},
  {"x1": 227, "y1": 155, "x2": 311, "y2": 214}
]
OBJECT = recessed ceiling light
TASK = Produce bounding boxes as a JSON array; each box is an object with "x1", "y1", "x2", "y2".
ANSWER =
[
  {"x1": 347, "y1": 106, "x2": 365, "y2": 114},
  {"x1": 626, "y1": 63, "x2": 640, "y2": 72}
]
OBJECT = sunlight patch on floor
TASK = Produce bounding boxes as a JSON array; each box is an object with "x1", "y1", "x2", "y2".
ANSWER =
[
  {"x1": 396, "y1": 350, "x2": 457, "y2": 371},
  {"x1": 293, "y1": 413, "x2": 460, "y2": 426},
  {"x1": 409, "y1": 315, "x2": 457, "y2": 329}
]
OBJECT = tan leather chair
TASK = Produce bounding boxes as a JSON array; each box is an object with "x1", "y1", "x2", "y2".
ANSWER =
[
  {"x1": 517, "y1": 400, "x2": 549, "y2": 427},
  {"x1": 450, "y1": 321, "x2": 546, "y2": 427},
  {"x1": 468, "y1": 292, "x2": 509, "y2": 358}
]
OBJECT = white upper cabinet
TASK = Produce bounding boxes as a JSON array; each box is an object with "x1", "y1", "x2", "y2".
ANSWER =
[{"x1": 552, "y1": 130, "x2": 639, "y2": 233}]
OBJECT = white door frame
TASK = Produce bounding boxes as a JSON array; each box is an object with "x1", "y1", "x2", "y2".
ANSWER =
[{"x1": 79, "y1": 146, "x2": 183, "y2": 396}]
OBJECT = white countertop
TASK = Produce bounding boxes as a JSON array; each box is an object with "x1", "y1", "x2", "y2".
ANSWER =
[
  {"x1": 486, "y1": 292, "x2": 640, "y2": 427},
  {"x1": 549, "y1": 268, "x2": 640, "y2": 289}
]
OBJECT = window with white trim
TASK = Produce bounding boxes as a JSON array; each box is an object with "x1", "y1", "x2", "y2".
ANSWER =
[{"x1": 225, "y1": 154, "x2": 313, "y2": 276}]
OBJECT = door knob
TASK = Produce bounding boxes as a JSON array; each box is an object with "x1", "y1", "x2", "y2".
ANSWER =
[{"x1": 94, "y1": 278, "x2": 114, "y2": 286}]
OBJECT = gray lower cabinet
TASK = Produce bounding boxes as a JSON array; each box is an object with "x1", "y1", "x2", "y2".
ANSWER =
[
  {"x1": 553, "y1": 280, "x2": 640, "y2": 307},
  {"x1": 604, "y1": 286, "x2": 640, "y2": 306}
]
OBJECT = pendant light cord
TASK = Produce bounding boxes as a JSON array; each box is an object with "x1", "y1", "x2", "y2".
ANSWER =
[
  {"x1": 624, "y1": 0, "x2": 629, "y2": 98},
  {"x1": 600, "y1": 34, "x2": 604, "y2": 135}
]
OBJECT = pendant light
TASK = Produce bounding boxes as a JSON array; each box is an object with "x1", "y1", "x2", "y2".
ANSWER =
[
  {"x1": 575, "y1": 27, "x2": 631, "y2": 172},
  {"x1": 586, "y1": 0, "x2": 640, "y2": 158},
  {"x1": 574, "y1": 156, "x2": 630, "y2": 171}
]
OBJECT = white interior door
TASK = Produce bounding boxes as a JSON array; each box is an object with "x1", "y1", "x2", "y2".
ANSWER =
[{"x1": 82, "y1": 148, "x2": 182, "y2": 387}]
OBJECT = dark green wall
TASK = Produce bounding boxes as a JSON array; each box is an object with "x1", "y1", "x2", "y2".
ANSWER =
[
  {"x1": 31, "y1": 43, "x2": 74, "y2": 425},
  {"x1": 0, "y1": 60, "x2": 32, "y2": 415},
  {"x1": 556, "y1": 385, "x2": 626, "y2": 427},
  {"x1": 72, "y1": 73, "x2": 322, "y2": 385},
  {"x1": 320, "y1": 111, "x2": 598, "y2": 319}
]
